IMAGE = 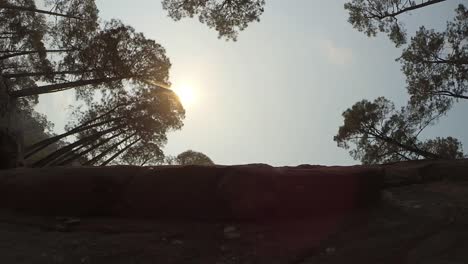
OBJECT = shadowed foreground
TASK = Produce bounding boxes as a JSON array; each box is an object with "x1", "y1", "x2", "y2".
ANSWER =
[{"x1": 0, "y1": 160, "x2": 467, "y2": 263}]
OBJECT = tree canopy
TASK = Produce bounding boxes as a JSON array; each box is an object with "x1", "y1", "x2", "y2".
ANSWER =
[
  {"x1": 344, "y1": 0, "x2": 447, "y2": 47},
  {"x1": 4, "y1": 19, "x2": 171, "y2": 101},
  {"x1": 399, "y1": 5, "x2": 468, "y2": 114},
  {"x1": 163, "y1": 150, "x2": 214, "y2": 166},
  {"x1": 0, "y1": 0, "x2": 185, "y2": 167},
  {"x1": 339, "y1": 1, "x2": 467, "y2": 164},
  {"x1": 175, "y1": 150, "x2": 214, "y2": 165},
  {"x1": 161, "y1": 0, "x2": 265, "y2": 41},
  {"x1": 334, "y1": 97, "x2": 464, "y2": 164},
  {"x1": 25, "y1": 86, "x2": 185, "y2": 167}
]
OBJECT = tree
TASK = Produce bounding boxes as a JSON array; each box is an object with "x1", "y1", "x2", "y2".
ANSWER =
[
  {"x1": 0, "y1": 0, "x2": 100, "y2": 113},
  {"x1": 399, "y1": 5, "x2": 468, "y2": 114},
  {"x1": 175, "y1": 150, "x2": 214, "y2": 165},
  {"x1": 6, "y1": 20, "x2": 171, "y2": 101},
  {"x1": 0, "y1": 0, "x2": 52, "y2": 77},
  {"x1": 25, "y1": 86, "x2": 185, "y2": 167},
  {"x1": 163, "y1": 150, "x2": 215, "y2": 165},
  {"x1": 334, "y1": 97, "x2": 464, "y2": 164},
  {"x1": 0, "y1": 0, "x2": 98, "y2": 73},
  {"x1": 0, "y1": 0, "x2": 89, "y2": 19},
  {"x1": 344, "y1": 0, "x2": 447, "y2": 47},
  {"x1": 161, "y1": 0, "x2": 265, "y2": 41}
]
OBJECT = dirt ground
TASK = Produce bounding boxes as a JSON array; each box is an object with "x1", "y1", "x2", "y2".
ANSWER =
[{"x1": 1, "y1": 180, "x2": 467, "y2": 264}]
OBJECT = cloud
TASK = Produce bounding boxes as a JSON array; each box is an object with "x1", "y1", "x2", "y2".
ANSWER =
[{"x1": 321, "y1": 40, "x2": 353, "y2": 66}]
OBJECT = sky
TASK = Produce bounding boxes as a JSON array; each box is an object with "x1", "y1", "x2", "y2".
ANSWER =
[{"x1": 35, "y1": 0, "x2": 468, "y2": 166}]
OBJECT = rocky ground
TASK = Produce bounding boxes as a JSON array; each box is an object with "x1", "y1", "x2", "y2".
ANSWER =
[{"x1": 0, "y1": 160, "x2": 467, "y2": 263}]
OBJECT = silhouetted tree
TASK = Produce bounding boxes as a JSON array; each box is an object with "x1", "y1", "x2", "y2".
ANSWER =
[
  {"x1": 175, "y1": 150, "x2": 214, "y2": 165},
  {"x1": 6, "y1": 20, "x2": 170, "y2": 102},
  {"x1": 162, "y1": 0, "x2": 265, "y2": 41},
  {"x1": 26, "y1": 87, "x2": 185, "y2": 167},
  {"x1": 334, "y1": 97, "x2": 464, "y2": 164},
  {"x1": 0, "y1": 0, "x2": 98, "y2": 74},
  {"x1": 344, "y1": 0, "x2": 447, "y2": 46},
  {"x1": 399, "y1": 5, "x2": 468, "y2": 114}
]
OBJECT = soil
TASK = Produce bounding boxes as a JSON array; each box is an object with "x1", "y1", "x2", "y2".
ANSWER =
[
  {"x1": 0, "y1": 181, "x2": 467, "y2": 264},
  {"x1": 0, "y1": 160, "x2": 467, "y2": 263}
]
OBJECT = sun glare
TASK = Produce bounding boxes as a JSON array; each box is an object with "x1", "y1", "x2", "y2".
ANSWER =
[{"x1": 173, "y1": 84, "x2": 197, "y2": 107}]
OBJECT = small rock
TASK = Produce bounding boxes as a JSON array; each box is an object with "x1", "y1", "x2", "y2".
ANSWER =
[
  {"x1": 224, "y1": 232, "x2": 241, "y2": 239},
  {"x1": 326, "y1": 247, "x2": 336, "y2": 255},
  {"x1": 224, "y1": 226, "x2": 237, "y2": 233},
  {"x1": 64, "y1": 218, "x2": 81, "y2": 226},
  {"x1": 224, "y1": 226, "x2": 241, "y2": 239},
  {"x1": 171, "y1": 239, "x2": 183, "y2": 245}
]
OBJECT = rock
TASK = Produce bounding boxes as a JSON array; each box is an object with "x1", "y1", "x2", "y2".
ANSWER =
[
  {"x1": 223, "y1": 226, "x2": 237, "y2": 233},
  {"x1": 325, "y1": 247, "x2": 336, "y2": 255},
  {"x1": 171, "y1": 239, "x2": 183, "y2": 245},
  {"x1": 224, "y1": 226, "x2": 241, "y2": 239}
]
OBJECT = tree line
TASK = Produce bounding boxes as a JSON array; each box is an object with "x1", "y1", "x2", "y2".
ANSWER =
[
  {"x1": 1, "y1": 0, "x2": 213, "y2": 167},
  {"x1": 2, "y1": 0, "x2": 465, "y2": 166},
  {"x1": 158, "y1": 0, "x2": 467, "y2": 164}
]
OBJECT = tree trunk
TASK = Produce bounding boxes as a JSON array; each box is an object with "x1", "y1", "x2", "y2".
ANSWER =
[
  {"x1": 84, "y1": 133, "x2": 136, "y2": 166},
  {"x1": 10, "y1": 76, "x2": 126, "y2": 97},
  {"x1": 56, "y1": 132, "x2": 124, "y2": 166},
  {"x1": 33, "y1": 125, "x2": 123, "y2": 167},
  {"x1": 48, "y1": 143, "x2": 88, "y2": 166},
  {"x1": 3, "y1": 69, "x2": 100, "y2": 79},
  {"x1": 0, "y1": 4, "x2": 84, "y2": 20},
  {"x1": 101, "y1": 138, "x2": 141, "y2": 166},
  {"x1": 379, "y1": 0, "x2": 447, "y2": 18},
  {"x1": 435, "y1": 91, "x2": 468, "y2": 100},
  {"x1": 0, "y1": 49, "x2": 75, "y2": 60},
  {"x1": 25, "y1": 116, "x2": 122, "y2": 158},
  {"x1": 371, "y1": 132, "x2": 441, "y2": 159}
]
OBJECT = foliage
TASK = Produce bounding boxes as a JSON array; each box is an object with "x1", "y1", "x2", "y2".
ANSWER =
[
  {"x1": 163, "y1": 150, "x2": 214, "y2": 165},
  {"x1": 1, "y1": 1, "x2": 180, "y2": 166},
  {"x1": 175, "y1": 150, "x2": 214, "y2": 165},
  {"x1": 26, "y1": 86, "x2": 185, "y2": 167},
  {"x1": 399, "y1": 5, "x2": 468, "y2": 114},
  {"x1": 334, "y1": 97, "x2": 463, "y2": 164},
  {"x1": 344, "y1": 0, "x2": 447, "y2": 47},
  {"x1": 161, "y1": 0, "x2": 265, "y2": 41},
  {"x1": 419, "y1": 137, "x2": 465, "y2": 159}
]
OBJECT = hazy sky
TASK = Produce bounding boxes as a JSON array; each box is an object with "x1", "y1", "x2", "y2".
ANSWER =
[{"x1": 35, "y1": 0, "x2": 468, "y2": 166}]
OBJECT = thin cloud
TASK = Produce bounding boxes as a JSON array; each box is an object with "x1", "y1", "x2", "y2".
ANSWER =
[{"x1": 321, "y1": 40, "x2": 353, "y2": 65}]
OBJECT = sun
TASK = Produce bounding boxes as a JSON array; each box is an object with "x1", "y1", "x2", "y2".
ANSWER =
[{"x1": 172, "y1": 84, "x2": 197, "y2": 107}]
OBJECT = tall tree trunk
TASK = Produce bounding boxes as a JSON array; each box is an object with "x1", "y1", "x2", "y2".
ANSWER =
[
  {"x1": 3, "y1": 69, "x2": 100, "y2": 78},
  {"x1": 378, "y1": 0, "x2": 447, "y2": 19},
  {"x1": 25, "y1": 116, "x2": 122, "y2": 158},
  {"x1": 101, "y1": 138, "x2": 141, "y2": 166},
  {"x1": 0, "y1": 49, "x2": 75, "y2": 60},
  {"x1": 33, "y1": 125, "x2": 123, "y2": 167},
  {"x1": 435, "y1": 91, "x2": 468, "y2": 100},
  {"x1": 140, "y1": 156, "x2": 154, "y2": 166},
  {"x1": 48, "y1": 143, "x2": 89, "y2": 166},
  {"x1": 371, "y1": 132, "x2": 441, "y2": 159},
  {"x1": 84, "y1": 133, "x2": 135, "y2": 166},
  {"x1": 56, "y1": 132, "x2": 124, "y2": 166},
  {"x1": 0, "y1": 4, "x2": 84, "y2": 20},
  {"x1": 10, "y1": 76, "x2": 126, "y2": 97}
]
